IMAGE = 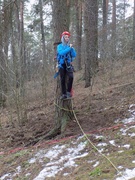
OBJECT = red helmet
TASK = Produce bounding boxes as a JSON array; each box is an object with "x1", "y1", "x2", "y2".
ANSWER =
[{"x1": 61, "y1": 31, "x2": 71, "y2": 38}]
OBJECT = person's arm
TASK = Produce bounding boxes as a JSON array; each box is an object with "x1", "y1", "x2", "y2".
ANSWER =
[
  {"x1": 70, "y1": 47, "x2": 77, "y2": 59},
  {"x1": 57, "y1": 44, "x2": 71, "y2": 56}
]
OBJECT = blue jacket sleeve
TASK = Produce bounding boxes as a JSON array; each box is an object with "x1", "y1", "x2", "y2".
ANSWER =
[
  {"x1": 71, "y1": 47, "x2": 76, "y2": 58},
  {"x1": 57, "y1": 44, "x2": 71, "y2": 56}
]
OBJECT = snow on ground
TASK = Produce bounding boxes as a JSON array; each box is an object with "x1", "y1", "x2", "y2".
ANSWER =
[
  {"x1": 32, "y1": 140, "x2": 88, "y2": 180},
  {"x1": 0, "y1": 136, "x2": 89, "y2": 180},
  {"x1": 1, "y1": 104, "x2": 135, "y2": 180},
  {"x1": 115, "y1": 104, "x2": 135, "y2": 180},
  {"x1": 116, "y1": 168, "x2": 135, "y2": 180},
  {"x1": 1, "y1": 166, "x2": 22, "y2": 180}
]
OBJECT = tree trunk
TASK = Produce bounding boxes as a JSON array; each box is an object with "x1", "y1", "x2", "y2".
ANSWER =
[
  {"x1": 44, "y1": 0, "x2": 73, "y2": 139},
  {"x1": 133, "y1": 0, "x2": 135, "y2": 59},
  {"x1": 84, "y1": 0, "x2": 98, "y2": 88},
  {"x1": 111, "y1": 0, "x2": 116, "y2": 60},
  {"x1": 20, "y1": 0, "x2": 25, "y2": 93},
  {"x1": 0, "y1": 0, "x2": 11, "y2": 107},
  {"x1": 39, "y1": 0, "x2": 47, "y2": 100},
  {"x1": 75, "y1": 0, "x2": 82, "y2": 71},
  {"x1": 101, "y1": 0, "x2": 108, "y2": 60},
  {"x1": 10, "y1": 0, "x2": 28, "y2": 125}
]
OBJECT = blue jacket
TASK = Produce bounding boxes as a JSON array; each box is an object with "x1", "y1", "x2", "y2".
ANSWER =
[{"x1": 57, "y1": 43, "x2": 76, "y2": 68}]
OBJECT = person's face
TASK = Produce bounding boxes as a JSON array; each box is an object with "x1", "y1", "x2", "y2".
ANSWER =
[{"x1": 64, "y1": 35, "x2": 70, "y2": 43}]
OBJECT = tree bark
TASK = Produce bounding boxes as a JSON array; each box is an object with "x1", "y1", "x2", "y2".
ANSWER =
[
  {"x1": 44, "y1": 0, "x2": 74, "y2": 139},
  {"x1": 111, "y1": 0, "x2": 116, "y2": 60},
  {"x1": 75, "y1": 0, "x2": 82, "y2": 71},
  {"x1": 133, "y1": 0, "x2": 135, "y2": 59},
  {"x1": 84, "y1": 0, "x2": 98, "y2": 88},
  {"x1": 39, "y1": 0, "x2": 47, "y2": 100},
  {"x1": 100, "y1": 0, "x2": 108, "y2": 60}
]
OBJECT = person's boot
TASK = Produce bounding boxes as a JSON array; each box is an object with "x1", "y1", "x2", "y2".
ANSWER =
[
  {"x1": 60, "y1": 94, "x2": 67, "y2": 100},
  {"x1": 66, "y1": 92, "x2": 72, "y2": 99}
]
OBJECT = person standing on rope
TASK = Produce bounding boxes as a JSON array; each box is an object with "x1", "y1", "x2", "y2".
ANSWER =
[{"x1": 57, "y1": 31, "x2": 77, "y2": 100}]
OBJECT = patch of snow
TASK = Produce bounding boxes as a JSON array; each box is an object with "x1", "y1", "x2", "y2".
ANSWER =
[
  {"x1": 115, "y1": 118, "x2": 121, "y2": 123},
  {"x1": 26, "y1": 173, "x2": 31, "y2": 177},
  {"x1": 120, "y1": 128, "x2": 127, "y2": 135},
  {"x1": 122, "y1": 116, "x2": 135, "y2": 124},
  {"x1": 97, "y1": 143, "x2": 107, "y2": 147},
  {"x1": 95, "y1": 135, "x2": 104, "y2": 139},
  {"x1": 63, "y1": 173, "x2": 69, "y2": 176},
  {"x1": 96, "y1": 142, "x2": 107, "y2": 154},
  {"x1": 130, "y1": 133, "x2": 135, "y2": 137},
  {"x1": 28, "y1": 157, "x2": 36, "y2": 164},
  {"x1": 122, "y1": 104, "x2": 135, "y2": 124},
  {"x1": 98, "y1": 148, "x2": 104, "y2": 153},
  {"x1": 109, "y1": 140, "x2": 116, "y2": 146},
  {"x1": 120, "y1": 126, "x2": 135, "y2": 136},
  {"x1": 118, "y1": 150, "x2": 124, "y2": 153},
  {"x1": 12, "y1": 166, "x2": 22, "y2": 177},
  {"x1": 116, "y1": 168, "x2": 135, "y2": 180},
  {"x1": 16, "y1": 166, "x2": 21, "y2": 173},
  {"x1": 88, "y1": 160, "x2": 95, "y2": 163},
  {"x1": 122, "y1": 144, "x2": 130, "y2": 149},
  {"x1": 93, "y1": 161, "x2": 99, "y2": 167},
  {"x1": 76, "y1": 135, "x2": 84, "y2": 141},
  {"x1": 118, "y1": 166, "x2": 123, "y2": 169},
  {"x1": 33, "y1": 140, "x2": 88, "y2": 179},
  {"x1": 132, "y1": 160, "x2": 135, "y2": 163},
  {"x1": 0, "y1": 166, "x2": 22, "y2": 180},
  {"x1": 45, "y1": 144, "x2": 65, "y2": 160},
  {"x1": 33, "y1": 165, "x2": 60, "y2": 180},
  {"x1": 129, "y1": 104, "x2": 135, "y2": 109},
  {"x1": 129, "y1": 104, "x2": 135, "y2": 113},
  {"x1": 0, "y1": 174, "x2": 12, "y2": 180}
]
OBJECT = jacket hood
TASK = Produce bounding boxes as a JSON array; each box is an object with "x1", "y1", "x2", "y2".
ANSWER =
[{"x1": 61, "y1": 36, "x2": 70, "y2": 46}]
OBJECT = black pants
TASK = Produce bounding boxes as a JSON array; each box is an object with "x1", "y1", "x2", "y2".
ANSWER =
[{"x1": 59, "y1": 64, "x2": 73, "y2": 95}]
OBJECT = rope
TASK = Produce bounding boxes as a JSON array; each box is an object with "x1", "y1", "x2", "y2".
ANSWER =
[
  {"x1": 70, "y1": 99, "x2": 126, "y2": 180},
  {"x1": 54, "y1": 101, "x2": 74, "y2": 112},
  {"x1": 54, "y1": 99, "x2": 126, "y2": 178},
  {"x1": 0, "y1": 97, "x2": 129, "y2": 179},
  {"x1": 53, "y1": 98, "x2": 133, "y2": 179}
]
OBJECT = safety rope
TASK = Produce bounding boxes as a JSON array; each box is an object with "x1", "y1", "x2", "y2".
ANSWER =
[
  {"x1": 0, "y1": 96, "x2": 130, "y2": 180},
  {"x1": 70, "y1": 100, "x2": 126, "y2": 179},
  {"x1": 54, "y1": 98, "x2": 126, "y2": 178},
  {"x1": 54, "y1": 101, "x2": 74, "y2": 112}
]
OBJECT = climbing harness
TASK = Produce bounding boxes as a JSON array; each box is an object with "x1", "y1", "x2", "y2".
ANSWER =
[{"x1": 54, "y1": 52, "x2": 74, "y2": 78}]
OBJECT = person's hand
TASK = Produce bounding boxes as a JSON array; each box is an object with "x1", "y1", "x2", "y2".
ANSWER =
[{"x1": 70, "y1": 44, "x2": 73, "y2": 48}]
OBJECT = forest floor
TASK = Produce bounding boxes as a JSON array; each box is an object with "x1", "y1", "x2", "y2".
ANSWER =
[{"x1": 1, "y1": 58, "x2": 135, "y2": 179}]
